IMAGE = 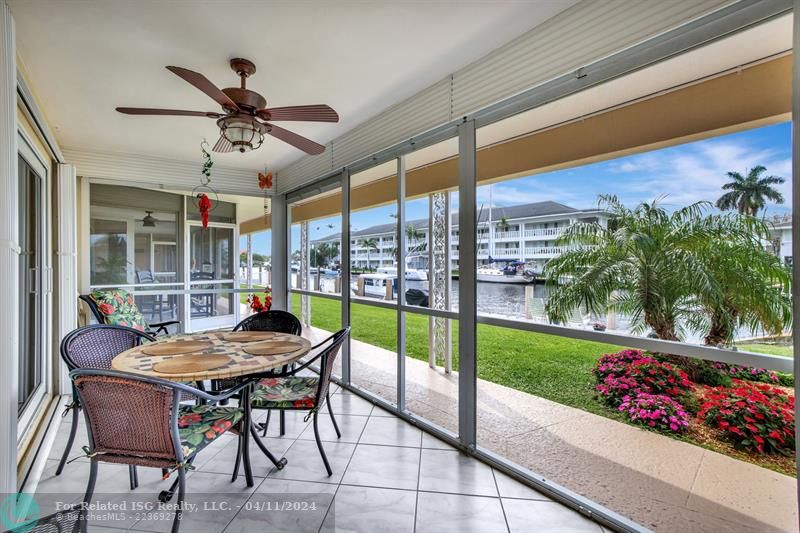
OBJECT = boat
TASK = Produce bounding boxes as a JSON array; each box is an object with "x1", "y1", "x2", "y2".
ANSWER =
[
  {"x1": 477, "y1": 258, "x2": 535, "y2": 284},
  {"x1": 350, "y1": 267, "x2": 429, "y2": 299},
  {"x1": 377, "y1": 266, "x2": 427, "y2": 283}
]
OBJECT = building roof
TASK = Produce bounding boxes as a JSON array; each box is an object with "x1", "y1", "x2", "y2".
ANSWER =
[{"x1": 314, "y1": 200, "x2": 598, "y2": 242}]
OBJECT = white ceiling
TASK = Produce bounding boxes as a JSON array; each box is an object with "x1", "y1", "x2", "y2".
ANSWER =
[{"x1": 9, "y1": 0, "x2": 576, "y2": 172}]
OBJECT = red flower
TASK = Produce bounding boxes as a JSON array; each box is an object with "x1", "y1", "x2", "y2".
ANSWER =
[
  {"x1": 178, "y1": 413, "x2": 202, "y2": 427},
  {"x1": 293, "y1": 398, "x2": 315, "y2": 409},
  {"x1": 98, "y1": 303, "x2": 115, "y2": 315}
]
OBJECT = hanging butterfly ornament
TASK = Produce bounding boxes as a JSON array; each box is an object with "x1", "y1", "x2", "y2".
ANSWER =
[
  {"x1": 193, "y1": 139, "x2": 219, "y2": 229},
  {"x1": 258, "y1": 168, "x2": 273, "y2": 221}
]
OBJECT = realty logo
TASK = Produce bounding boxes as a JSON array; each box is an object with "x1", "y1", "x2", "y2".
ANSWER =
[{"x1": 0, "y1": 493, "x2": 40, "y2": 532}]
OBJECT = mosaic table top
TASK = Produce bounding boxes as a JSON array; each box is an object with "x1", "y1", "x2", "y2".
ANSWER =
[{"x1": 111, "y1": 331, "x2": 311, "y2": 380}]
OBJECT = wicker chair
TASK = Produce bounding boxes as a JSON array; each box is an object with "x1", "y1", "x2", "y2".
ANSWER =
[
  {"x1": 70, "y1": 369, "x2": 249, "y2": 533},
  {"x1": 0, "y1": 505, "x2": 82, "y2": 533},
  {"x1": 80, "y1": 289, "x2": 179, "y2": 336},
  {"x1": 233, "y1": 310, "x2": 302, "y2": 335},
  {"x1": 237, "y1": 327, "x2": 350, "y2": 477},
  {"x1": 229, "y1": 310, "x2": 303, "y2": 436},
  {"x1": 56, "y1": 325, "x2": 156, "y2": 489}
]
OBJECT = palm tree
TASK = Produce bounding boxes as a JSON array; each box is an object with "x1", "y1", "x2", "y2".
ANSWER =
[
  {"x1": 316, "y1": 242, "x2": 339, "y2": 266},
  {"x1": 715, "y1": 165, "x2": 785, "y2": 216},
  {"x1": 544, "y1": 195, "x2": 791, "y2": 343},
  {"x1": 698, "y1": 232, "x2": 791, "y2": 345},
  {"x1": 390, "y1": 224, "x2": 427, "y2": 261},
  {"x1": 359, "y1": 237, "x2": 379, "y2": 270},
  {"x1": 497, "y1": 216, "x2": 510, "y2": 233}
]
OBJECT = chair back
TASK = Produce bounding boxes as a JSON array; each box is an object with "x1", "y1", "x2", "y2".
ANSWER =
[
  {"x1": 80, "y1": 289, "x2": 148, "y2": 331},
  {"x1": 71, "y1": 369, "x2": 182, "y2": 465},
  {"x1": 233, "y1": 310, "x2": 302, "y2": 335},
  {"x1": 61, "y1": 325, "x2": 155, "y2": 371},
  {"x1": 313, "y1": 327, "x2": 350, "y2": 405},
  {"x1": 136, "y1": 270, "x2": 155, "y2": 284}
]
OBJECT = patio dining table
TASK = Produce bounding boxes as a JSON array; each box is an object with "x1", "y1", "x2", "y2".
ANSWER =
[{"x1": 112, "y1": 330, "x2": 312, "y2": 487}]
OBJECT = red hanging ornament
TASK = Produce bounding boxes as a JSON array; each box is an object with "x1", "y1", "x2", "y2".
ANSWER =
[
  {"x1": 198, "y1": 193, "x2": 212, "y2": 228},
  {"x1": 258, "y1": 172, "x2": 273, "y2": 191}
]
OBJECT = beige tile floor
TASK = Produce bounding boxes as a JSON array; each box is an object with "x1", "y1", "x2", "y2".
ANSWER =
[{"x1": 30, "y1": 384, "x2": 602, "y2": 533}]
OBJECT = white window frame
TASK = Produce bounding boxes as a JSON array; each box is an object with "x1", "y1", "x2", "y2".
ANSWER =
[{"x1": 16, "y1": 129, "x2": 53, "y2": 445}]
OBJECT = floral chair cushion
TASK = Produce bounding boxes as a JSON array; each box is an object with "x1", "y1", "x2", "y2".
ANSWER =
[
  {"x1": 251, "y1": 376, "x2": 318, "y2": 410},
  {"x1": 178, "y1": 404, "x2": 242, "y2": 458},
  {"x1": 89, "y1": 289, "x2": 148, "y2": 332}
]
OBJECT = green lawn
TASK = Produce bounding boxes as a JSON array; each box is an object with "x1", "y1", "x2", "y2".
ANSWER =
[
  {"x1": 737, "y1": 343, "x2": 793, "y2": 357},
  {"x1": 290, "y1": 294, "x2": 622, "y2": 415}
]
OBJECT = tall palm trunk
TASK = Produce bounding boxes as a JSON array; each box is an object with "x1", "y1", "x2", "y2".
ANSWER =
[
  {"x1": 704, "y1": 304, "x2": 738, "y2": 346},
  {"x1": 644, "y1": 311, "x2": 679, "y2": 341}
]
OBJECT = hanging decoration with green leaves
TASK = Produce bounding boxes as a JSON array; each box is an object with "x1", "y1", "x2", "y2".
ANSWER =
[{"x1": 192, "y1": 138, "x2": 219, "y2": 229}]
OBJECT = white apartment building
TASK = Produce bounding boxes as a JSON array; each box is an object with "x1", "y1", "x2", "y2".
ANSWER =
[
  {"x1": 313, "y1": 201, "x2": 611, "y2": 272},
  {"x1": 769, "y1": 215, "x2": 793, "y2": 266}
]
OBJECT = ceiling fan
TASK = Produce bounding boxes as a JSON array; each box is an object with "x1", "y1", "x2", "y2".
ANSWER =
[{"x1": 116, "y1": 58, "x2": 338, "y2": 155}]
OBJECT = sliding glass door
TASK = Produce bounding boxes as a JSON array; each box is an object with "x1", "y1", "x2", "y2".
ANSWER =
[
  {"x1": 187, "y1": 223, "x2": 237, "y2": 331},
  {"x1": 17, "y1": 135, "x2": 50, "y2": 435}
]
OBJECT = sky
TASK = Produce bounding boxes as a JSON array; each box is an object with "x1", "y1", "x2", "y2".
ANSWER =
[{"x1": 242, "y1": 121, "x2": 792, "y2": 256}]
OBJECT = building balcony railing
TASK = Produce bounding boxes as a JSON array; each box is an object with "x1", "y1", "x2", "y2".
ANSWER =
[
  {"x1": 524, "y1": 227, "x2": 566, "y2": 238},
  {"x1": 492, "y1": 248, "x2": 521, "y2": 257},
  {"x1": 493, "y1": 231, "x2": 520, "y2": 240},
  {"x1": 525, "y1": 246, "x2": 570, "y2": 257}
]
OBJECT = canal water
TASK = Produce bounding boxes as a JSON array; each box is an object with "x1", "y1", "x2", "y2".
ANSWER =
[{"x1": 450, "y1": 279, "x2": 550, "y2": 320}]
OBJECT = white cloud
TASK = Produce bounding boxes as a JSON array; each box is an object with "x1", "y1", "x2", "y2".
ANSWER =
[{"x1": 607, "y1": 137, "x2": 792, "y2": 211}]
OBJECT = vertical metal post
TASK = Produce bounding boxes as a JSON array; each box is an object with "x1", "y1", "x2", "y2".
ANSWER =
[
  {"x1": 396, "y1": 156, "x2": 406, "y2": 410},
  {"x1": 444, "y1": 192, "x2": 453, "y2": 373},
  {"x1": 792, "y1": 0, "x2": 800, "y2": 521},
  {"x1": 246, "y1": 233, "x2": 253, "y2": 289},
  {"x1": 270, "y1": 193, "x2": 288, "y2": 311},
  {"x1": 458, "y1": 119, "x2": 477, "y2": 448},
  {"x1": 341, "y1": 168, "x2": 352, "y2": 384},
  {"x1": 300, "y1": 221, "x2": 310, "y2": 327},
  {"x1": 428, "y1": 194, "x2": 435, "y2": 368},
  {"x1": 0, "y1": 0, "x2": 15, "y2": 494}
]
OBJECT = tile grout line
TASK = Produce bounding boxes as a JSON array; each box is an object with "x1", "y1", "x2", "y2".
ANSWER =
[
  {"x1": 413, "y1": 421, "x2": 423, "y2": 533},
  {"x1": 492, "y1": 468, "x2": 512, "y2": 533},
  {"x1": 221, "y1": 410, "x2": 309, "y2": 533},
  {"x1": 315, "y1": 396, "x2": 373, "y2": 533}
]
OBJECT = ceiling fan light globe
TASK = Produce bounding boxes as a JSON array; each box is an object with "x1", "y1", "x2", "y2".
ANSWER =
[{"x1": 219, "y1": 115, "x2": 263, "y2": 153}]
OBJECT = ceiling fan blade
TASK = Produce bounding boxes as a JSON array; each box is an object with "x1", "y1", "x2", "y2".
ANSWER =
[
  {"x1": 116, "y1": 107, "x2": 221, "y2": 118},
  {"x1": 212, "y1": 135, "x2": 234, "y2": 153},
  {"x1": 166, "y1": 66, "x2": 239, "y2": 112},
  {"x1": 257, "y1": 104, "x2": 339, "y2": 123},
  {"x1": 265, "y1": 123, "x2": 325, "y2": 155}
]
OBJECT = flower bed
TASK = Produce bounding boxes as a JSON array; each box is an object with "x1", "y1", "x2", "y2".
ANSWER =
[
  {"x1": 712, "y1": 362, "x2": 783, "y2": 385},
  {"x1": 699, "y1": 381, "x2": 795, "y2": 455},
  {"x1": 593, "y1": 349, "x2": 796, "y2": 453},
  {"x1": 593, "y1": 349, "x2": 646, "y2": 379},
  {"x1": 619, "y1": 393, "x2": 690, "y2": 432}
]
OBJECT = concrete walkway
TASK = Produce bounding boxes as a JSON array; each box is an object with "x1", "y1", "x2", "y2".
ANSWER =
[{"x1": 303, "y1": 326, "x2": 798, "y2": 533}]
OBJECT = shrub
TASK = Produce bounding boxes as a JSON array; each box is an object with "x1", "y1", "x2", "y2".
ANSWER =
[
  {"x1": 595, "y1": 374, "x2": 643, "y2": 406},
  {"x1": 624, "y1": 357, "x2": 693, "y2": 399},
  {"x1": 593, "y1": 349, "x2": 646, "y2": 379},
  {"x1": 619, "y1": 392, "x2": 690, "y2": 433},
  {"x1": 653, "y1": 354, "x2": 732, "y2": 387},
  {"x1": 712, "y1": 362, "x2": 781, "y2": 385},
  {"x1": 699, "y1": 380, "x2": 795, "y2": 455}
]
